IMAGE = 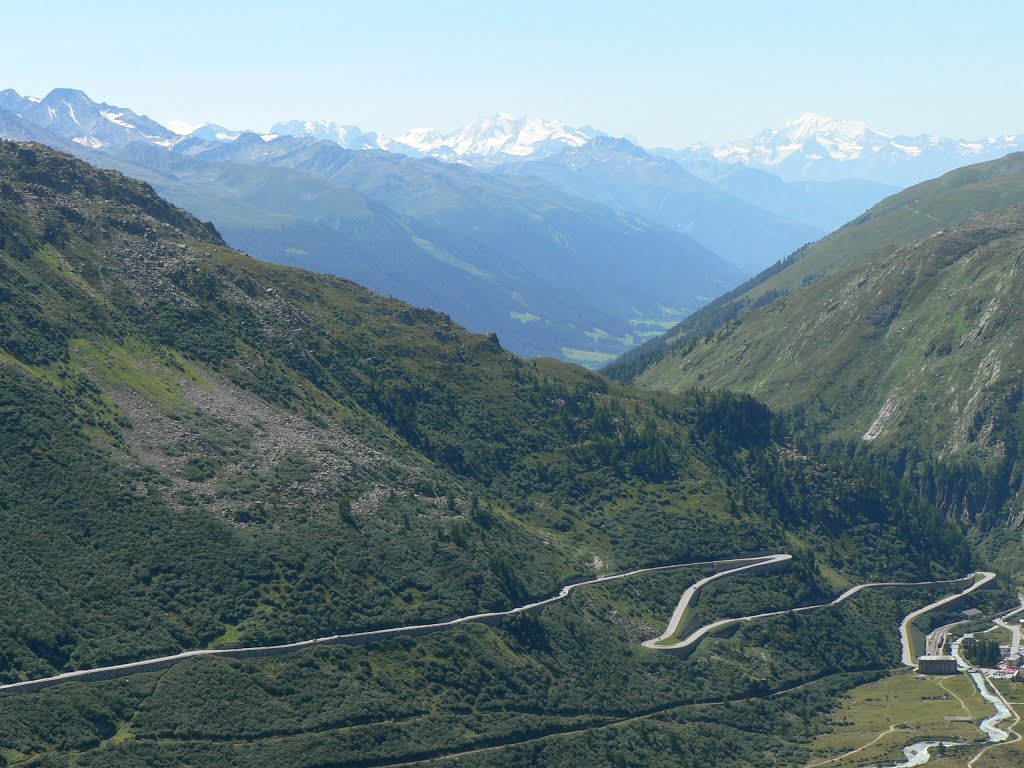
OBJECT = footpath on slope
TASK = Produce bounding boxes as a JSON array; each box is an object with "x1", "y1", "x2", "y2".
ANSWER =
[{"x1": 0, "y1": 554, "x2": 990, "y2": 694}]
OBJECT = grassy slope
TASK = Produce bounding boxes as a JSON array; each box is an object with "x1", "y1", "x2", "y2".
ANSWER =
[
  {"x1": 0, "y1": 141, "x2": 976, "y2": 767},
  {"x1": 802, "y1": 671, "x2": 994, "y2": 767},
  {"x1": 741, "y1": 151, "x2": 1024, "y2": 302},
  {"x1": 638, "y1": 201, "x2": 1024, "y2": 529}
]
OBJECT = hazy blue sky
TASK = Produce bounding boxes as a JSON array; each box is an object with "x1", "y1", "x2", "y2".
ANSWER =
[{"x1": 3, "y1": 0, "x2": 1021, "y2": 146}]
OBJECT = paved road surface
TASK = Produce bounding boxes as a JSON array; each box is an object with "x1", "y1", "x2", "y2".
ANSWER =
[
  {"x1": 0, "y1": 554, "x2": 990, "y2": 694},
  {"x1": 993, "y1": 594, "x2": 1024, "y2": 656},
  {"x1": 0, "y1": 554, "x2": 780, "y2": 694},
  {"x1": 651, "y1": 568, "x2": 985, "y2": 659},
  {"x1": 900, "y1": 571, "x2": 996, "y2": 666},
  {"x1": 642, "y1": 553, "x2": 792, "y2": 649}
]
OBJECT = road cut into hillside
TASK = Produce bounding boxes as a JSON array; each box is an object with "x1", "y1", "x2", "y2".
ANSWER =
[
  {"x1": 0, "y1": 553, "x2": 991, "y2": 694},
  {"x1": 0, "y1": 554, "x2": 781, "y2": 693},
  {"x1": 648, "y1": 563, "x2": 987, "y2": 659},
  {"x1": 899, "y1": 570, "x2": 996, "y2": 666}
]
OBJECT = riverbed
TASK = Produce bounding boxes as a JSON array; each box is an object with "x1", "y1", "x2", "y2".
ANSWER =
[{"x1": 875, "y1": 634, "x2": 1012, "y2": 768}]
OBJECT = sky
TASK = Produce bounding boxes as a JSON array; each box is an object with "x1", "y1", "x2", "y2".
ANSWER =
[{"x1": 2, "y1": 0, "x2": 1022, "y2": 147}]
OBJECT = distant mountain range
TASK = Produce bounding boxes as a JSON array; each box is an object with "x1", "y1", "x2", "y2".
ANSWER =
[
  {"x1": 268, "y1": 119, "x2": 391, "y2": 151},
  {"x1": 0, "y1": 89, "x2": 754, "y2": 365},
  {"x1": 392, "y1": 113, "x2": 600, "y2": 160},
  {"x1": 176, "y1": 112, "x2": 601, "y2": 162},
  {"x1": 1, "y1": 86, "x2": 1019, "y2": 364},
  {"x1": 0, "y1": 87, "x2": 176, "y2": 149},
  {"x1": 0, "y1": 139, "x2": 969, "y2": 767},
  {"x1": 223, "y1": 108, "x2": 1023, "y2": 188},
  {"x1": 3, "y1": 87, "x2": 1018, "y2": 186},
  {"x1": 666, "y1": 113, "x2": 1022, "y2": 186},
  {"x1": 497, "y1": 136, "x2": 822, "y2": 273}
]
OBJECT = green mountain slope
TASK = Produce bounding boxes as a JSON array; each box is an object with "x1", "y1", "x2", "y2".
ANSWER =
[
  {"x1": 115, "y1": 134, "x2": 742, "y2": 363},
  {"x1": 0, "y1": 142, "x2": 976, "y2": 767},
  {"x1": 607, "y1": 152, "x2": 1024, "y2": 383},
  {"x1": 746, "y1": 151, "x2": 1024, "y2": 298},
  {"x1": 637, "y1": 199, "x2": 1024, "y2": 533}
]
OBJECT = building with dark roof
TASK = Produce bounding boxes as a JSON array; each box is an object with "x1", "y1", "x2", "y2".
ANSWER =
[{"x1": 917, "y1": 655, "x2": 958, "y2": 675}]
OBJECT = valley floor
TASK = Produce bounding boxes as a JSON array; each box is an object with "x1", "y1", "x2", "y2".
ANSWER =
[{"x1": 802, "y1": 608, "x2": 1024, "y2": 768}]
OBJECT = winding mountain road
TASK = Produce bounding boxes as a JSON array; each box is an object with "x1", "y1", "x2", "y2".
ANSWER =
[
  {"x1": 900, "y1": 570, "x2": 996, "y2": 666},
  {"x1": 642, "y1": 552, "x2": 792, "y2": 649},
  {"x1": 0, "y1": 554, "x2": 992, "y2": 695},
  {"x1": 0, "y1": 554, "x2": 774, "y2": 694},
  {"x1": 993, "y1": 593, "x2": 1024, "y2": 656},
  {"x1": 649, "y1": 562, "x2": 986, "y2": 659}
]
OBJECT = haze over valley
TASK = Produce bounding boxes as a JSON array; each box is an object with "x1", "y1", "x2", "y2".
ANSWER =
[{"x1": 3, "y1": 85, "x2": 1021, "y2": 368}]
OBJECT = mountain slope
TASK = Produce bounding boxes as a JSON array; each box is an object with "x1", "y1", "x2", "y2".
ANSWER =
[
  {"x1": 637, "y1": 198, "x2": 1024, "y2": 533},
  {"x1": 502, "y1": 137, "x2": 822, "y2": 273},
  {"x1": 654, "y1": 148, "x2": 897, "y2": 233},
  {"x1": 0, "y1": 88, "x2": 177, "y2": 149},
  {"x1": 0, "y1": 142, "x2": 975, "y2": 767},
  {"x1": 713, "y1": 168, "x2": 897, "y2": 232},
  {"x1": 144, "y1": 133, "x2": 743, "y2": 362},
  {"x1": 0, "y1": 87, "x2": 753, "y2": 364},
  {"x1": 0, "y1": 94, "x2": 745, "y2": 363},
  {"x1": 0, "y1": 107, "x2": 82, "y2": 151},
  {"x1": 609, "y1": 152, "x2": 1024, "y2": 383}
]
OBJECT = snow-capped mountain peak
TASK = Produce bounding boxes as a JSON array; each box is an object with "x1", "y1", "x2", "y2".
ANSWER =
[
  {"x1": 674, "y1": 112, "x2": 1023, "y2": 185},
  {"x1": 397, "y1": 127, "x2": 445, "y2": 147},
  {"x1": 269, "y1": 119, "x2": 391, "y2": 150},
  {"x1": 0, "y1": 88, "x2": 177, "y2": 149},
  {"x1": 784, "y1": 112, "x2": 877, "y2": 141},
  {"x1": 394, "y1": 113, "x2": 600, "y2": 159},
  {"x1": 715, "y1": 112, "x2": 893, "y2": 166},
  {"x1": 164, "y1": 119, "x2": 204, "y2": 137},
  {"x1": 149, "y1": 109, "x2": 603, "y2": 163},
  {"x1": 187, "y1": 123, "x2": 247, "y2": 143}
]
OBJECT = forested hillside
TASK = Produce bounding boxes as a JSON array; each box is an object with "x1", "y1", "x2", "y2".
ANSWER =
[
  {"x1": 632, "y1": 190, "x2": 1024, "y2": 557},
  {"x1": 0, "y1": 142, "x2": 975, "y2": 767}
]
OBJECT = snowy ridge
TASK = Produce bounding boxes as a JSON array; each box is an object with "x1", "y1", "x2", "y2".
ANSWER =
[
  {"x1": 716, "y1": 113, "x2": 908, "y2": 165},
  {"x1": 269, "y1": 119, "x2": 391, "y2": 150},
  {"x1": 261, "y1": 112, "x2": 602, "y2": 161},
  {"x1": 0, "y1": 87, "x2": 178, "y2": 150},
  {"x1": 3, "y1": 87, "x2": 1021, "y2": 186},
  {"x1": 395, "y1": 113, "x2": 600, "y2": 159},
  {"x1": 679, "y1": 112, "x2": 1024, "y2": 184},
  {"x1": 189, "y1": 124, "x2": 246, "y2": 142}
]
